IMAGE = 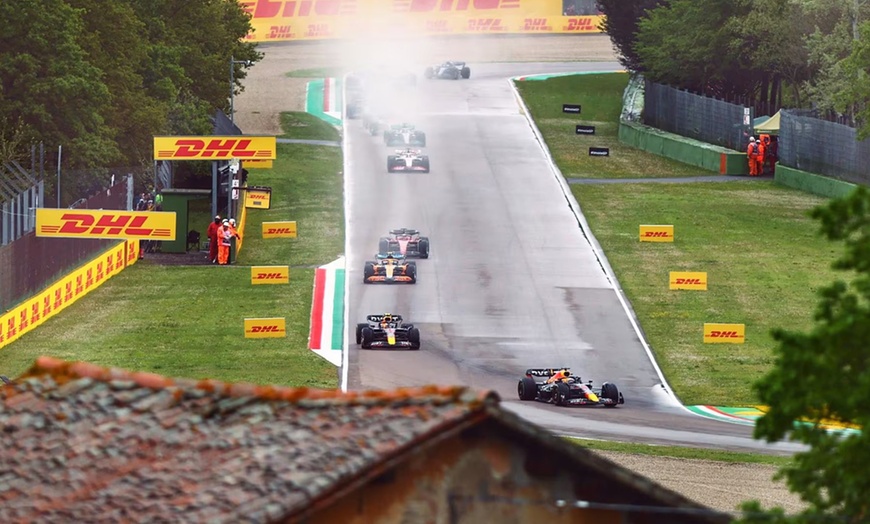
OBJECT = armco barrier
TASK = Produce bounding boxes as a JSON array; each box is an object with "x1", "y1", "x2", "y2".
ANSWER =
[
  {"x1": 0, "y1": 240, "x2": 140, "y2": 349},
  {"x1": 619, "y1": 121, "x2": 747, "y2": 175},
  {"x1": 774, "y1": 164, "x2": 858, "y2": 199}
]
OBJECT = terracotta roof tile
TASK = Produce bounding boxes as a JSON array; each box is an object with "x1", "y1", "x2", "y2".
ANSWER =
[{"x1": 0, "y1": 357, "x2": 497, "y2": 522}]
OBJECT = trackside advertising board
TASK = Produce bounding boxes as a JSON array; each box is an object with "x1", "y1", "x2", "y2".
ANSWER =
[
  {"x1": 36, "y1": 209, "x2": 177, "y2": 241},
  {"x1": 251, "y1": 266, "x2": 290, "y2": 285},
  {"x1": 262, "y1": 221, "x2": 297, "y2": 238},
  {"x1": 703, "y1": 323, "x2": 745, "y2": 344},
  {"x1": 0, "y1": 241, "x2": 139, "y2": 349},
  {"x1": 639, "y1": 225, "x2": 674, "y2": 243},
  {"x1": 244, "y1": 317, "x2": 287, "y2": 338},
  {"x1": 153, "y1": 136, "x2": 277, "y2": 160},
  {"x1": 244, "y1": 187, "x2": 273, "y2": 209},
  {"x1": 669, "y1": 271, "x2": 708, "y2": 291},
  {"x1": 240, "y1": 0, "x2": 604, "y2": 42}
]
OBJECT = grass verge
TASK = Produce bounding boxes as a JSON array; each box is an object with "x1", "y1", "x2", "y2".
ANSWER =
[
  {"x1": 285, "y1": 67, "x2": 345, "y2": 78},
  {"x1": 279, "y1": 112, "x2": 341, "y2": 142},
  {"x1": 1, "y1": 112, "x2": 342, "y2": 387},
  {"x1": 519, "y1": 73, "x2": 842, "y2": 406},
  {"x1": 515, "y1": 73, "x2": 704, "y2": 179},
  {"x1": 570, "y1": 438, "x2": 793, "y2": 466}
]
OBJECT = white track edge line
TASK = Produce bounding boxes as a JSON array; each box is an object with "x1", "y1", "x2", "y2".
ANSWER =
[
  {"x1": 341, "y1": 74, "x2": 351, "y2": 392},
  {"x1": 508, "y1": 73, "x2": 689, "y2": 413}
]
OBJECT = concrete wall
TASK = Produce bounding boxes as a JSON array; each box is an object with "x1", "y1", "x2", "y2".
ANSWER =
[
  {"x1": 619, "y1": 121, "x2": 747, "y2": 175},
  {"x1": 774, "y1": 164, "x2": 858, "y2": 199}
]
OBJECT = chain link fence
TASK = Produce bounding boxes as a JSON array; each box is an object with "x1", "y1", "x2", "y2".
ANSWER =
[
  {"x1": 778, "y1": 110, "x2": 870, "y2": 186},
  {"x1": 643, "y1": 79, "x2": 751, "y2": 150}
]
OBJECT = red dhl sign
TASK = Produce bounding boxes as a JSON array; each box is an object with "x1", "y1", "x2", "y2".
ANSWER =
[
  {"x1": 262, "y1": 221, "x2": 297, "y2": 239},
  {"x1": 703, "y1": 323, "x2": 745, "y2": 344},
  {"x1": 669, "y1": 271, "x2": 708, "y2": 291},
  {"x1": 305, "y1": 22, "x2": 332, "y2": 37},
  {"x1": 639, "y1": 225, "x2": 674, "y2": 243},
  {"x1": 562, "y1": 16, "x2": 599, "y2": 32},
  {"x1": 393, "y1": 0, "x2": 520, "y2": 12},
  {"x1": 251, "y1": 265, "x2": 290, "y2": 285},
  {"x1": 36, "y1": 209, "x2": 176, "y2": 240},
  {"x1": 244, "y1": 187, "x2": 272, "y2": 209},
  {"x1": 523, "y1": 17, "x2": 552, "y2": 31},
  {"x1": 244, "y1": 317, "x2": 287, "y2": 338},
  {"x1": 153, "y1": 136, "x2": 276, "y2": 160},
  {"x1": 241, "y1": 0, "x2": 357, "y2": 18},
  {"x1": 467, "y1": 17, "x2": 505, "y2": 31}
]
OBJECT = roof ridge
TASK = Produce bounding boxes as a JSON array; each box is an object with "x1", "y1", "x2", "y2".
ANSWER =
[{"x1": 20, "y1": 356, "x2": 500, "y2": 407}]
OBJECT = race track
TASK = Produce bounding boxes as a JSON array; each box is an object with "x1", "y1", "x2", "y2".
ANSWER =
[{"x1": 344, "y1": 62, "x2": 803, "y2": 454}]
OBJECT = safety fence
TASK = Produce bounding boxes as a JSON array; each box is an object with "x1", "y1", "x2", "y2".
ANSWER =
[
  {"x1": 643, "y1": 79, "x2": 751, "y2": 151},
  {"x1": 0, "y1": 177, "x2": 131, "y2": 314},
  {"x1": 778, "y1": 110, "x2": 870, "y2": 186}
]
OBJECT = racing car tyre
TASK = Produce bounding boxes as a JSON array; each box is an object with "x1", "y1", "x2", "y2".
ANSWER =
[
  {"x1": 363, "y1": 262, "x2": 375, "y2": 283},
  {"x1": 361, "y1": 327, "x2": 374, "y2": 349},
  {"x1": 387, "y1": 156, "x2": 397, "y2": 173},
  {"x1": 418, "y1": 239, "x2": 430, "y2": 258},
  {"x1": 460, "y1": 66, "x2": 470, "y2": 79},
  {"x1": 555, "y1": 382, "x2": 571, "y2": 407},
  {"x1": 408, "y1": 327, "x2": 421, "y2": 349},
  {"x1": 378, "y1": 238, "x2": 389, "y2": 255},
  {"x1": 517, "y1": 377, "x2": 537, "y2": 401},
  {"x1": 421, "y1": 159, "x2": 430, "y2": 173},
  {"x1": 406, "y1": 262, "x2": 417, "y2": 283},
  {"x1": 601, "y1": 382, "x2": 620, "y2": 408},
  {"x1": 356, "y1": 323, "x2": 367, "y2": 344}
]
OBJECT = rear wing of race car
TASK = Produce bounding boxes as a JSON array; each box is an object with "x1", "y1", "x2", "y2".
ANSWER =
[
  {"x1": 367, "y1": 314, "x2": 404, "y2": 323},
  {"x1": 525, "y1": 368, "x2": 572, "y2": 379},
  {"x1": 389, "y1": 228, "x2": 420, "y2": 235}
]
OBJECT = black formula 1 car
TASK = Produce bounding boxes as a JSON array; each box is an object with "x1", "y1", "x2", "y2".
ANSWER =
[
  {"x1": 363, "y1": 252, "x2": 417, "y2": 284},
  {"x1": 517, "y1": 368, "x2": 624, "y2": 407},
  {"x1": 355, "y1": 313, "x2": 421, "y2": 349},
  {"x1": 378, "y1": 228, "x2": 429, "y2": 258},
  {"x1": 383, "y1": 124, "x2": 426, "y2": 147},
  {"x1": 387, "y1": 149, "x2": 430, "y2": 173},
  {"x1": 424, "y1": 61, "x2": 471, "y2": 80}
]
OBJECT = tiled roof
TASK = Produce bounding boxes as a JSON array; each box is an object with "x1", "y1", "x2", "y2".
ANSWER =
[{"x1": 0, "y1": 357, "x2": 496, "y2": 523}]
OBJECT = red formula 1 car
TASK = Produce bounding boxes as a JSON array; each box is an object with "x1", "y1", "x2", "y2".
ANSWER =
[
  {"x1": 517, "y1": 368, "x2": 624, "y2": 408},
  {"x1": 378, "y1": 228, "x2": 430, "y2": 259}
]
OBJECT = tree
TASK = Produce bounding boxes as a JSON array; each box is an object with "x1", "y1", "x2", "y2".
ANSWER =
[
  {"x1": 740, "y1": 187, "x2": 870, "y2": 523},
  {"x1": 843, "y1": 22, "x2": 870, "y2": 139},
  {"x1": 596, "y1": 0, "x2": 670, "y2": 72}
]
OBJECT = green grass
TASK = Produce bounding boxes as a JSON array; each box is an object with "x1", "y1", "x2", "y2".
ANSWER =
[
  {"x1": 0, "y1": 112, "x2": 342, "y2": 387},
  {"x1": 515, "y1": 73, "x2": 704, "y2": 179},
  {"x1": 279, "y1": 112, "x2": 340, "y2": 142},
  {"x1": 285, "y1": 67, "x2": 345, "y2": 78},
  {"x1": 571, "y1": 438, "x2": 794, "y2": 466}
]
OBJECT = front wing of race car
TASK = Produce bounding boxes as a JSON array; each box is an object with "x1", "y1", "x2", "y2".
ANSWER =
[
  {"x1": 365, "y1": 274, "x2": 414, "y2": 283},
  {"x1": 369, "y1": 339, "x2": 416, "y2": 348}
]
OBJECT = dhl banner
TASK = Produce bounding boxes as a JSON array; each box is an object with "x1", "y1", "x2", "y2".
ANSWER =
[
  {"x1": 244, "y1": 159, "x2": 274, "y2": 169},
  {"x1": 240, "y1": 0, "x2": 604, "y2": 42},
  {"x1": 251, "y1": 266, "x2": 290, "y2": 285},
  {"x1": 244, "y1": 317, "x2": 287, "y2": 338},
  {"x1": 262, "y1": 221, "x2": 298, "y2": 238},
  {"x1": 669, "y1": 271, "x2": 708, "y2": 291},
  {"x1": 703, "y1": 323, "x2": 746, "y2": 344},
  {"x1": 36, "y1": 209, "x2": 177, "y2": 241},
  {"x1": 153, "y1": 136, "x2": 277, "y2": 161},
  {"x1": 639, "y1": 225, "x2": 674, "y2": 243},
  {"x1": 245, "y1": 186, "x2": 273, "y2": 209},
  {"x1": 0, "y1": 241, "x2": 139, "y2": 349}
]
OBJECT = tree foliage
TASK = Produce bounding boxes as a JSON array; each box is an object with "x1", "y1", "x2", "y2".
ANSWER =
[
  {"x1": 739, "y1": 188, "x2": 870, "y2": 523},
  {"x1": 0, "y1": 0, "x2": 261, "y2": 177},
  {"x1": 595, "y1": 0, "x2": 669, "y2": 72}
]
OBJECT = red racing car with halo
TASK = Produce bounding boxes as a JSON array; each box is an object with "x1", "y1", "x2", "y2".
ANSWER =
[
  {"x1": 517, "y1": 368, "x2": 624, "y2": 407},
  {"x1": 378, "y1": 228, "x2": 430, "y2": 258}
]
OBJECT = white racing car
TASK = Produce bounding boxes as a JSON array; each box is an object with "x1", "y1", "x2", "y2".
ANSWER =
[{"x1": 387, "y1": 149, "x2": 430, "y2": 173}]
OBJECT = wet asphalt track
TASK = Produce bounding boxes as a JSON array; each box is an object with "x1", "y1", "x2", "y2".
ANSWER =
[{"x1": 343, "y1": 62, "x2": 803, "y2": 454}]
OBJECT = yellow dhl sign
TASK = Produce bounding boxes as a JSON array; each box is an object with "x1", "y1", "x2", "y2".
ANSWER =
[
  {"x1": 639, "y1": 224, "x2": 674, "y2": 243},
  {"x1": 244, "y1": 159, "x2": 274, "y2": 168},
  {"x1": 0, "y1": 241, "x2": 139, "y2": 349},
  {"x1": 36, "y1": 209, "x2": 176, "y2": 241},
  {"x1": 262, "y1": 221, "x2": 297, "y2": 238},
  {"x1": 244, "y1": 317, "x2": 287, "y2": 338},
  {"x1": 703, "y1": 323, "x2": 745, "y2": 344},
  {"x1": 244, "y1": 187, "x2": 272, "y2": 209},
  {"x1": 669, "y1": 271, "x2": 708, "y2": 290},
  {"x1": 251, "y1": 266, "x2": 290, "y2": 285},
  {"x1": 153, "y1": 136, "x2": 277, "y2": 160}
]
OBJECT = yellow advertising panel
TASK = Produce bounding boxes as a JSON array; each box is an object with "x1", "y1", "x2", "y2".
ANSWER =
[
  {"x1": 245, "y1": 187, "x2": 273, "y2": 209},
  {"x1": 244, "y1": 159, "x2": 274, "y2": 169},
  {"x1": 669, "y1": 271, "x2": 708, "y2": 291},
  {"x1": 153, "y1": 136, "x2": 277, "y2": 160},
  {"x1": 251, "y1": 265, "x2": 290, "y2": 285},
  {"x1": 36, "y1": 209, "x2": 177, "y2": 241},
  {"x1": 703, "y1": 323, "x2": 746, "y2": 344},
  {"x1": 0, "y1": 241, "x2": 137, "y2": 349},
  {"x1": 262, "y1": 221, "x2": 297, "y2": 238},
  {"x1": 244, "y1": 317, "x2": 287, "y2": 338},
  {"x1": 639, "y1": 224, "x2": 674, "y2": 243},
  {"x1": 241, "y1": 0, "x2": 603, "y2": 42}
]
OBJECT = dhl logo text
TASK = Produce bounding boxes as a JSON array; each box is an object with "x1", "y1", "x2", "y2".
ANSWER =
[
  {"x1": 644, "y1": 231, "x2": 672, "y2": 237},
  {"x1": 563, "y1": 17, "x2": 595, "y2": 31},
  {"x1": 468, "y1": 18, "x2": 504, "y2": 30},
  {"x1": 243, "y1": 0, "x2": 356, "y2": 18},
  {"x1": 268, "y1": 25, "x2": 295, "y2": 39},
  {"x1": 156, "y1": 139, "x2": 267, "y2": 159},
  {"x1": 249, "y1": 194, "x2": 268, "y2": 200},
  {"x1": 393, "y1": 0, "x2": 519, "y2": 12},
  {"x1": 305, "y1": 23, "x2": 331, "y2": 37},
  {"x1": 255, "y1": 273, "x2": 285, "y2": 280},
  {"x1": 250, "y1": 325, "x2": 282, "y2": 333},
  {"x1": 709, "y1": 331, "x2": 740, "y2": 338},
  {"x1": 40, "y1": 213, "x2": 171, "y2": 238},
  {"x1": 523, "y1": 18, "x2": 551, "y2": 31},
  {"x1": 267, "y1": 228, "x2": 293, "y2": 234},
  {"x1": 675, "y1": 278, "x2": 703, "y2": 285}
]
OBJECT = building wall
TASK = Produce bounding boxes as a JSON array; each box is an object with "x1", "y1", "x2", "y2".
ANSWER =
[{"x1": 303, "y1": 427, "x2": 640, "y2": 524}]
